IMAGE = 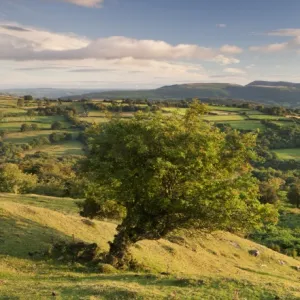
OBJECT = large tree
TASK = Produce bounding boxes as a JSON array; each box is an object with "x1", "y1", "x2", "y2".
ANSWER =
[{"x1": 82, "y1": 102, "x2": 277, "y2": 267}]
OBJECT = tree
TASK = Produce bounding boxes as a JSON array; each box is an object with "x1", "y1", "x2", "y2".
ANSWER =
[
  {"x1": 20, "y1": 123, "x2": 31, "y2": 132},
  {"x1": 82, "y1": 102, "x2": 277, "y2": 268},
  {"x1": 51, "y1": 121, "x2": 63, "y2": 130},
  {"x1": 31, "y1": 124, "x2": 39, "y2": 131},
  {"x1": 259, "y1": 182, "x2": 279, "y2": 204},
  {"x1": 0, "y1": 164, "x2": 37, "y2": 194},
  {"x1": 287, "y1": 184, "x2": 300, "y2": 208},
  {"x1": 17, "y1": 98, "x2": 24, "y2": 107},
  {"x1": 24, "y1": 95, "x2": 33, "y2": 101}
]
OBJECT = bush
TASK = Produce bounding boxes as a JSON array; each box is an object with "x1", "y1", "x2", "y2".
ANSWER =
[{"x1": 51, "y1": 121, "x2": 63, "y2": 130}]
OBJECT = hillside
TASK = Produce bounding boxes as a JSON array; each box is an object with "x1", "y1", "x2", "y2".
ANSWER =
[
  {"x1": 68, "y1": 81, "x2": 300, "y2": 108},
  {"x1": 1, "y1": 193, "x2": 300, "y2": 299}
]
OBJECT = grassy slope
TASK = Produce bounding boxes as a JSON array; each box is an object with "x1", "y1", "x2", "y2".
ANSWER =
[{"x1": 0, "y1": 194, "x2": 300, "y2": 299}]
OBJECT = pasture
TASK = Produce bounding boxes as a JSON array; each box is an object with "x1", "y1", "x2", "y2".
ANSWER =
[
  {"x1": 222, "y1": 120, "x2": 266, "y2": 131},
  {"x1": 4, "y1": 129, "x2": 79, "y2": 144},
  {"x1": 24, "y1": 140, "x2": 85, "y2": 156},
  {"x1": 273, "y1": 148, "x2": 300, "y2": 161}
]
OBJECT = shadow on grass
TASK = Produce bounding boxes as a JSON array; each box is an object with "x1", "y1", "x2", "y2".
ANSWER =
[
  {"x1": 237, "y1": 266, "x2": 298, "y2": 283},
  {"x1": 0, "y1": 210, "x2": 76, "y2": 259}
]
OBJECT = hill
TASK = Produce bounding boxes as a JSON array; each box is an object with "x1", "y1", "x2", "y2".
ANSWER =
[
  {"x1": 67, "y1": 81, "x2": 300, "y2": 108},
  {"x1": 1, "y1": 193, "x2": 300, "y2": 299},
  {"x1": 247, "y1": 81, "x2": 300, "y2": 89},
  {"x1": 0, "y1": 88, "x2": 107, "y2": 99}
]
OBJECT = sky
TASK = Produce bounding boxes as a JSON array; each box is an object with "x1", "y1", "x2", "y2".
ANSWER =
[{"x1": 0, "y1": 0, "x2": 300, "y2": 89}]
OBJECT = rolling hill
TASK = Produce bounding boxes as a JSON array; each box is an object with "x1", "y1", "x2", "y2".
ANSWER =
[
  {"x1": 66, "y1": 81, "x2": 300, "y2": 108},
  {"x1": 1, "y1": 193, "x2": 300, "y2": 299}
]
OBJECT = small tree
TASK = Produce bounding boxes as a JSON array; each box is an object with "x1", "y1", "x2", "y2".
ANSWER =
[
  {"x1": 24, "y1": 95, "x2": 33, "y2": 101},
  {"x1": 82, "y1": 102, "x2": 277, "y2": 268},
  {"x1": 51, "y1": 121, "x2": 63, "y2": 130},
  {"x1": 259, "y1": 182, "x2": 279, "y2": 204},
  {"x1": 20, "y1": 123, "x2": 31, "y2": 132},
  {"x1": 0, "y1": 164, "x2": 37, "y2": 194},
  {"x1": 17, "y1": 98, "x2": 24, "y2": 107},
  {"x1": 31, "y1": 124, "x2": 39, "y2": 131},
  {"x1": 287, "y1": 184, "x2": 300, "y2": 208}
]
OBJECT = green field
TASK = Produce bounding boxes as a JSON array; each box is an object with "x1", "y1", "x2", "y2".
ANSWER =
[
  {"x1": 4, "y1": 129, "x2": 79, "y2": 144},
  {"x1": 202, "y1": 115, "x2": 246, "y2": 121},
  {"x1": 249, "y1": 115, "x2": 287, "y2": 120},
  {"x1": 207, "y1": 105, "x2": 250, "y2": 112},
  {"x1": 222, "y1": 120, "x2": 266, "y2": 131},
  {"x1": 0, "y1": 116, "x2": 72, "y2": 133},
  {"x1": 0, "y1": 194, "x2": 300, "y2": 299},
  {"x1": 272, "y1": 121, "x2": 296, "y2": 127},
  {"x1": 273, "y1": 148, "x2": 300, "y2": 161},
  {"x1": 24, "y1": 140, "x2": 85, "y2": 156}
]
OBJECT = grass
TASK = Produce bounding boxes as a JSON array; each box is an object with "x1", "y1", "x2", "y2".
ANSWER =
[
  {"x1": 24, "y1": 141, "x2": 85, "y2": 156},
  {"x1": 0, "y1": 122, "x2": 52, "y2": 132},
  {"x1": 249, "y1": 115, "x2": 288, "y2": 120},
  {"x1": 272, "y1": 121, "x2": 296, "y2": 127},
  {"x1": 202, "y1": 115, "x2": 246, "y2": 121},
  {"x1": 273, "y1": 148, "x2": 300, "y2": 161},
  {"x1": 0, "y1": 116, "x2": 71, "y2": 132},
  {"x1": 0, "y1": 115, "x2": 66, "y2": 124},
  {"x1": 222, "y1": 120, "x2": 266, "y2": 131},
  {"x1": 207, "y1": 105, "x2": 250, "y2": 112},
  {"x1": 4, "y1": 130, "x2": 79, "y2": 144},
  {"x1": 0, "y1": 194, "x2": 300, "y2": 299}
]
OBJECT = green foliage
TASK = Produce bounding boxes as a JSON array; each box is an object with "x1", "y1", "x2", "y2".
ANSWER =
[
  {"x1": 250, "y1": 225, "x2": 300, "y2": 258},
  {"x1": 17, "y1": 98, "x2": 24, "y2": 107},
  {"x1": 82, "y1": 102, "x2": 277, "y2": 266},
  {"x1": 0, "y1": 163, "x2": 37, "y2": 194},
  {"x1": 51, "y1": 120, "x2": 63, "y2": 130},
  {"x1": 258, "y1": 181, "x2": 280, "y2": 204},
  {"x1": 24, "y1": 95, "x2": 33, "y2": 101},
  {"x1": 20, "y1": 123, "x2": 39, "y2": 132},
  {"x1": 287, "y1": 184, "x2": 300, "y2": 208}
]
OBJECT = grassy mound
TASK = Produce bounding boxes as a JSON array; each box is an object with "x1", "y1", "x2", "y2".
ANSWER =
[{"x1": 0, "y1": 193, "x2": 300, "y2": 299}]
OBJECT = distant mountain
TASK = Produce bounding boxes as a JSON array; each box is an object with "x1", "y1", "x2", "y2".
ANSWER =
[
  {"x1": 247, "y1": 81, "x2": 300, "y2": 89},
  {"x1": 0, "y1": 88, "x2": 107, "y2": 99},
  {"x1": 66, "y1": 81, "x2": 300, "y2": 108}
]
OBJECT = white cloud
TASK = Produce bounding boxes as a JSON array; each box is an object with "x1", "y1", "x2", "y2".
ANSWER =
[
  {"x1": 249, "y1": 43, "x2": 287, "y2": 53},
  {"x1": 220, "y1": 44, "x2": 243, "y2": 54},
  {"x1": 59, "y1": 0, "x2": 104, "y2": 8},
  {"x1": 0, "y1": 23, "x2": 241, "y2": 65},
  {"x1": 0, "y1": 23, "x2": 89, "y2": 51},
  {"x1": 246, "y1": 64, "x2": 255, "y2": 69},
  {"x1": 250, "y1": 28, "x2": 300, "y2": 53},
  {"x1": 216, "y1": 24, "x2": 227, "y2": 28},
  {"x1": 213, "y1": 55, "x2": 240, "y2": 65},
  {"x1": 224, "y1": 68, "x2": 245, "y2": 74},
  {"x1": 268, "y1": 28, "x2": 300, "y2": 37}
]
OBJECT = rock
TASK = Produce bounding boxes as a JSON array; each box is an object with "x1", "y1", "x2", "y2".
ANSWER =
[
  {"x1": 248, "y1": 249, "x2": 260, "y2": 257},
  {"x1": 278, "y1": 260, "x2": 286, "y2": 265}
]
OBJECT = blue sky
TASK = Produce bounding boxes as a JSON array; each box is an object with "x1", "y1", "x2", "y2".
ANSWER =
[{"x1": 0, "y1": 0, "x2": 300, "y2": 88}]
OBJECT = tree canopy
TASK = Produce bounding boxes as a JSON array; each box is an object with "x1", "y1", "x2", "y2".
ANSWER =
[{"x1": 82, "y1": 102, "x2": 277, "y2": 267}]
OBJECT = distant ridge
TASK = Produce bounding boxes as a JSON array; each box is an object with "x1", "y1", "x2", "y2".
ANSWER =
[
  {"x1": 63, "y1": 80, "x2": 300, "y2": 108},
  {"x1": 247, "y1": 81, "x2": 300, "y2": 89}
]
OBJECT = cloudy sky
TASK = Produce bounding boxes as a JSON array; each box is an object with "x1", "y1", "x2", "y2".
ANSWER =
[{"x1": 0, "y1": 0, "x2": 300, "y2": 89}]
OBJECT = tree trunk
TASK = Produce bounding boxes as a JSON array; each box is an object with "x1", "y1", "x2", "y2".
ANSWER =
[{"x1": 105, "y1": 227, "x2": 132, "y2": 268}]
